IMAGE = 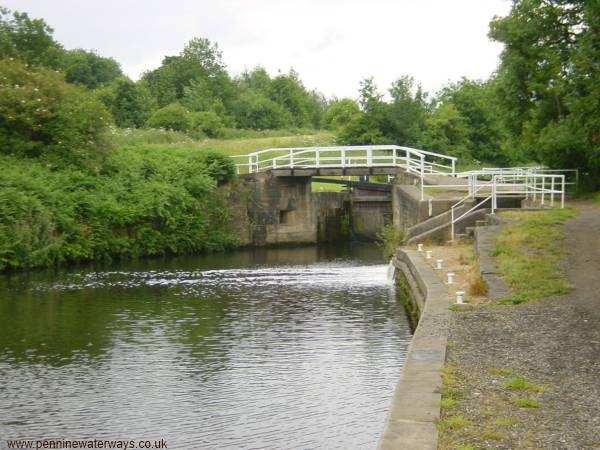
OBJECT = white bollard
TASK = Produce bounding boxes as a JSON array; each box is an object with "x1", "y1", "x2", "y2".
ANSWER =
[
  {"x1": 456, "y1": 291, "x2": 465, "y2": 305},
  {"x1": 436, "y1": 259, "x2": 443, "y2": 270},
  {"x1": 417, "y1": 243, "x2": 424, "y2": 252},
  {"x1": 426, "y1": 250, "x2": 433, "y2": 260},
  {"x1": 447, "y1": 273, "x2": 455, "y2": 284}
]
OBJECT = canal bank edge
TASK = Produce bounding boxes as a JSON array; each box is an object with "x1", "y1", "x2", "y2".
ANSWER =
[{"x1": 378, "y1": 249, "x2": 451, "y2": 450}]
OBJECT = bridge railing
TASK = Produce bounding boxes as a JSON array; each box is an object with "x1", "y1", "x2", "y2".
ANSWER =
[
  {"x1": 231, "y1": 145, "x2": 458, "y2": 179},
  {"x1": 448, "y1": 172, "x2": 566, "y2": 240}
]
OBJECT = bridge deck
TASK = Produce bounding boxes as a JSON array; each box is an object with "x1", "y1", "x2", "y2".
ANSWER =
[{"x1": 271, "y1": 166, "x2": 401, "y2": 177}]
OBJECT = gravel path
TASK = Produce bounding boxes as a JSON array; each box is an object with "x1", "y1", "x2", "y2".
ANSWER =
[{"x1": 443, "y1": 200, "x2": 600, "y2": 449}]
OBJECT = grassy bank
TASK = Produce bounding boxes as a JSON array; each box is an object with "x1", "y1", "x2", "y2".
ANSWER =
[
  {"x1": 0, "y1": 130, "x2": 337, "y2": 272},
  {"x1": 0, "y1": 148, "x2": 239, "y2": 272},
  {"x1": 492, "y1": 208, "x2": 577, "y2": 304},
  {"x1": 110, "y1": 128, "x2": 336, "y2": 157}
]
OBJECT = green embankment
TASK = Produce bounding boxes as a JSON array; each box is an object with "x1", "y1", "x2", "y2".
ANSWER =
[
  {"x1": 0, "y1": 130, "x2": 335, "y2": 272},
  {"x1": 493, "y1": 208, "x2": 577, "y2": 304}
]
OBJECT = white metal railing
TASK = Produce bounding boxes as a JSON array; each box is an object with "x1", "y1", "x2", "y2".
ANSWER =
[
  {"x1": 231, "y1": 145, "x2": 458, "y2": 201},
  {"x1": 231, "y1": 146, "x2": 574, "y2": 209},
  {"x1": 449, "y1": 173, "x2": 566, "y2": 240}
]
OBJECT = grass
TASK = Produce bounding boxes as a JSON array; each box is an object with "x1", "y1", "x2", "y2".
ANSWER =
[
  {"x1": 514, "y1": 397, "x2": 540, "y2": 408},
  {"x1": 493, "y1": 208, "x2": 577, "y2": 303},
  {"x1": 441, "y1": 398, "x2": 458, "y2": 409},
  {"x1": 487, "y1": 367, "x2": 513, "y2": 377},
  {"x1": 468, "y1": 263, "x2": 487, "y2": 296},
  {"x1": 438, "y1": 362, "x2": 546, "y2": 448},
  {"x1": 111, "y1": 127, "x2": 337, "y2": 157},
  {"x1": 494, "y1": 417, "x2": 519, "y2": 427},
  {"x1": 311, "y1": 181, "x2": 346, "y2": 192},
  {"x1": 504, "y1": 377, "x2": 543, "y2": 392},
  {"x1": 437, "y1": 415, "x2": 469, "y2": 432}
]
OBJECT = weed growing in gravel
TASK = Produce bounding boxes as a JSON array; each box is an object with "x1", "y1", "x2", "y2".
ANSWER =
[
  {"x1": 468, "y1": 264, "x2": 487, "y2": 296},
  {"x1": 440, "y1": 398, "x2": 457, "y2": 409},
  {"x1": 494, "y1": 417, "x2": 519, "y2": 427},
  {"x1": 487, "y1": 367, "x2": 513, "y2": 377},
  {"x1": 504, "y1": 377, "x2": 543, "y2": 392},
  {"x1": 479, "y1": 429, "x2": 506, "y2": 441},
  {"x1": 514, "y1": 397, "x2": 540, "y2": 408},
  {"x1": 437, "y1": 415, "x2": 469, "y2": 431}
]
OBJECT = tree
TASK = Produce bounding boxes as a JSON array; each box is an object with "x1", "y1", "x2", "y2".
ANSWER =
[
  {"x1": 232, "y1": 89, "x2": 289, "y2": 129},
  {"x1": 146, "y1": 103, "x2": 192, "y2": 132},
  {"x1": 387, "y1": 76, "x2": 428, "y2": 146},
  {"x1": 489, "y1": 0, "x2": 599, "y2": 183},
  {"x1": 323, "y1": 98, "x2": 361, "y2": 130},
  {"x1": 95, "y1": 77, "x2": 157, "y2": 128},
  {"x1": 0, "y1": 7, "x2": 63, "y2": 68},
  {"x1": 142, "y1": 38, "x2": 234, "y2": 109},
  {"x1": 0, "y1": 59, "x2": 111, "y2": 162},
  {"x1": 62, "y1": 49, "x2": 122, "y2": 89},
  {"x1": 435, "y1": 78, "x2": 509, "y2": 164},
  {"x1": 421, "y1": 103, "x2": 471, "y2": 158}
]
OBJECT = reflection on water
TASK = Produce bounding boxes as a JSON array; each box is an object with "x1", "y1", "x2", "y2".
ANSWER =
[{"x1": 0, "y1": 243, "x2": 412, "y2": 450}]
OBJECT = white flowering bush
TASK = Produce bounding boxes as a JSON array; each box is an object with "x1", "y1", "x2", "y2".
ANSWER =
[{"x1": 0, "y1": 58, "x2": 111, "y2": 163}]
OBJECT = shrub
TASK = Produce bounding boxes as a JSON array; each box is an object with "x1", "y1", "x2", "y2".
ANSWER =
[
  {"x1": 191, "y1": 111, "x2": 223, "y2": 138},
  {"x1": 377, "y1": 224, "x2": 404, "y2": 260},
  {"x1": 145, "y1": 103, "x2": 192, "y2": 132},
  {"x1": 0, "y1": 58, "x2": 111, "y2": 163},
  {"x1": 0, "y1": 148, "x2": 238, "y2": 272},
  {"x1": 193, "y1": 151, "x2": 235, "y2": 183}
]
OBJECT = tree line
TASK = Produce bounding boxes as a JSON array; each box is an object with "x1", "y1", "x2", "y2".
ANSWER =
[{"x1": 0, "y1": 2, "x2": 598, "y2": 185}]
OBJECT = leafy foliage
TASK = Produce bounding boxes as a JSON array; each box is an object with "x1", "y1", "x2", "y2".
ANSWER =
[
  {"x1": 146, "y1": 103, "x2": 193, "y2": 132},
  {"x1": 0, "y1": 58, "x2": 111, "y2": 163},
  {"x1": 62, "y1": 49, "x2": 122, "y2": 89},
  {"x1": 0, "y1": 148, "x2": 237, "y2": 271},
  {"x1": 0, "y1": 7, "x2": 63, "y2": 68},
  {"x1": 490, "y1": 0, "x2": 600, "y2": 185}
]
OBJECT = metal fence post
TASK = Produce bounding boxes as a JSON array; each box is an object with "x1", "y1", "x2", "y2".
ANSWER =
[
  {"x1": 551, "y1": 176, "x2": 555, "y2": 206},
  {"x1": 420, "y1": 155, "x2": 425, "y2": 201},
  {"x1": 541, "y1": 176, "x2": 545, "y2": 205},
  {"x1": 491, "y1": 176, "x2": 497, "y2": 214}
]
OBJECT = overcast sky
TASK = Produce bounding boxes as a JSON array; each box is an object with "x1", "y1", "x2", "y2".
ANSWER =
[{"x1": 5, "y1": 0, "x2": 512, "y2": 99}]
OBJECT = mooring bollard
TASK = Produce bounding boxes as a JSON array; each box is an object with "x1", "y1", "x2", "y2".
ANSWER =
[
  {"x1": 447, "y1": 272, "x2": 455, "y2": 284},
  {"x1": 426, "y1": 250, "x2": 433, "y2": 259},
  {"x1": 417, "y1": 243, "x2": 424, "y2": 252},
  {"x1": 456, "y1": 291, "x2": 465, "y2": 304},
  {"x1": 436, "y1": 259, "x2": 443, "y2": 270}
]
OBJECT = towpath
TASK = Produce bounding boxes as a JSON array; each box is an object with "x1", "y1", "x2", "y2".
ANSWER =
[{"x1": 443, "y1": 200, "x2": 600, "y2": 449}]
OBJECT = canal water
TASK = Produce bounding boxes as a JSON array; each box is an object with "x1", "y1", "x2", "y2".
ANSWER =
[{"x1": 0, "y1": 243, "x2": 412, "y2": 450}]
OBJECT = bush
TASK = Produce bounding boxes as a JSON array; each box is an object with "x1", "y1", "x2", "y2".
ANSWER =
[
  {"x1": 145, "y1": 103, "x2": 192, "y2": 132},
  {"x1": 192, "y1": 151, "x2": 235, "y2": 183},
  {"x1": 0, "y1": 148, "x2": 238, "y2": 271},
  {"x1": 191, "y1": 111, "x2": 223, "y2": 138},
  {"x1": 0, "y1": 58, "x2": 111, "y2": 163}
]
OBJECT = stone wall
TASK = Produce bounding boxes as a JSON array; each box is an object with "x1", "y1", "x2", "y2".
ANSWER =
[
  {"x1": 313, "y1": 192, "x2": 351, "y2": 242},
  {"x1": 238, "y1": 173, "x2": 317, "y2": 245}
]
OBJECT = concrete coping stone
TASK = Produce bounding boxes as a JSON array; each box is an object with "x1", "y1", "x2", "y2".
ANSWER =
[{"x1": 378, "y1": 249, "x2": 451, "y2": 450}]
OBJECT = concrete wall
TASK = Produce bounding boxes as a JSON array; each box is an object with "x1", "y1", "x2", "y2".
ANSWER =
[
  {"x1": 313, "y1": 192, "x2": 351, "y2": 242},
  {"x1": 239, "y1": 173, "x2": 317, "y2": 245},
  {"x1": 351, "y1": 200, "x2": 392, "y2": 240},
  {"x1": 236, "y1": 172, "x2": 396, "y2": 245}
]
